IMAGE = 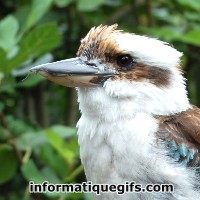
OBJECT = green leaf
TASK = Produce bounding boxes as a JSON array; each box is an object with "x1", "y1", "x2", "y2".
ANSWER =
[
  {"x1": 148, "y1": 27, "x2": 200, "y2": 47},
  {"x1": 3, "y1": 23, "x2": 61, "y2": 73},
  {"x1": 25, "y1": 0, "x2": 53, "y2": 30},
  {"x1": 40, "y1": 144, "x2": 69, "y2": 177},
  {"x1": 14, "y1": 54, "x2": 53, "y2": 87},
  {"x1": 19, "y1": 22, "x2": 61, "y2": 61},
  {"x1": 176, "y1": 0, "x2": 200, "y2": 11},
  {"x1": 46, "y1": 129, "x2": 75, "y2": 162},
  {"x1": 41, "y1": 167, "x2": 60, "y2": 183},
  {"x1": 6, "y1": 116, "x2": 33, "y2": 136},
  {"x1": 0, "y1": 48, "x2": 7, "y2": 71},
  {"x1": 13, "y1": 53, "x2": 53, "y2": 77},
  {"x1": 0, "y1": 146, "x2": 18, "y2": 184},
  {"x1": 22, "y1": 159, "x2": 61, "y2": 184},
  {"x1": 77, "y1": 0, "x2": 105, "y2": 11},
  {"x1": 0, "y1": 75, "x2": 16, "y2": 95},
  {"x1": 21, "y1": 159, "x2": 45, "y2": 183},
  {"x1": 54, "y1": 0, "x2": 73, "y2": 7},
  {"x1": 51, "y1": 125, "x2": 77, "y2": 138},
  {"x1": 0, "y1": 102, "x2": 5, "y2": 111},
  {"x1": 185, "y1": 11, "x2": 200, "y2": 22},
  {"x1": 22, "y1": 159, "x2": 63, "y2": 198},
  {"x1": 39, "y1": 168, "x2": 63, "y2": 197},
  {"x1": 0, "y1": 15, "x2": 19, "y2": 52},
  {"x1": 17, "y1": 74, "x2": 45, "y2": 88},
  {"x1": 0, "y1": 128, "x2": 9, "y2": 141},
  {"x1": 14, "y1": 5, "x2": 31, "y2": 31},
  {"x1": 16, "y1": 125, "x2": 77, "y2": 151},
  {"x1": 16, "y1": 131, "x2": 48, "y2": 151},
  {"x1": 178, "y1": 29, "x2": 200, "y2": 46},
  {"x1": 147, "y1": 27, "x2": 181, "y2": 41}
]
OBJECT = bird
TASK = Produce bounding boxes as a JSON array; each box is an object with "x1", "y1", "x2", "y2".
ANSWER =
[{"x1": 31, "y1": 24, "x2": 200, "y2": 200}]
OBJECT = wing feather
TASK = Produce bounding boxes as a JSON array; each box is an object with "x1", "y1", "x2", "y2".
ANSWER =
[{"x1": 156, "y1": 105, "x2": 200, "y2": 167}]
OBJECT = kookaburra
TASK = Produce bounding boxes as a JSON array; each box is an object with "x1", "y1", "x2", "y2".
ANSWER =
[{"x1": 31, "y1": 25, "x2": 200, "y2": 200}]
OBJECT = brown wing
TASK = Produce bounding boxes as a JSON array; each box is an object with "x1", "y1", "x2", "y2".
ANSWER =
[{"x1": 156, "y1": 105, "x2": 200, "y2": 167}]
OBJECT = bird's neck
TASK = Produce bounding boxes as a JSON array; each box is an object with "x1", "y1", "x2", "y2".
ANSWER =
[{"x1": 77, "y1": 75, "x2": 190, "y2": 122}]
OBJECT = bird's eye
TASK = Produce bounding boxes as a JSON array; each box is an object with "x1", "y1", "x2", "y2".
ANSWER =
[{"x1": 116, "y1": 54, "x2": 133, "y2": 69}]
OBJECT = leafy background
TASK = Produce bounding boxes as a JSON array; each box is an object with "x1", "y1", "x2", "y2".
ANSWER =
[{"x1": 0, "y1": 0, "x2": 200, "y2": 199}]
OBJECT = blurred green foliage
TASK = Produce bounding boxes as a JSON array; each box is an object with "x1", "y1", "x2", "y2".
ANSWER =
[{"x1": 0, "y1": 0, "x2": 200, "y2": 199}]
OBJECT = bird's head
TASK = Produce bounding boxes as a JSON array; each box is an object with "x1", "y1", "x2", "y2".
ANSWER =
[{"x1": 31, "y1": 24, "x2": 190, "y2": 115}]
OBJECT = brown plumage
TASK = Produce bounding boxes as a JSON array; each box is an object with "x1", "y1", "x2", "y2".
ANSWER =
[
  {"x1": 157, "y1": 105, "x2": 200, "y2": 167},
  {"x1": 77, "y1": 24, "x2": 124, "y2": 61},
  {"x1": 113, "y1": 64, "x2": 172, "y2": 87}
]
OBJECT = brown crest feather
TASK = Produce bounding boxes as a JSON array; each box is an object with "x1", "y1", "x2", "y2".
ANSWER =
[{"x1": 77, "y1": 24, "x2": 126, "y2": 61}]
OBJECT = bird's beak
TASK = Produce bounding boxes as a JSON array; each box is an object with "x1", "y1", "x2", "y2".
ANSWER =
[{"x1": 30, "y1": 57, "x2": 117, "y2": 87}]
